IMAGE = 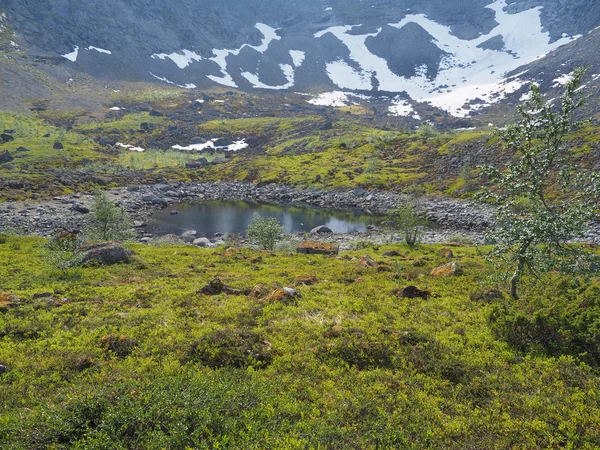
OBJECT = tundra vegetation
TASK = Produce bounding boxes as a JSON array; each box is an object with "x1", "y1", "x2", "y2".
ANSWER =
[{"x1": 0, "y1": 70, "x2": 600, "y2": 449}]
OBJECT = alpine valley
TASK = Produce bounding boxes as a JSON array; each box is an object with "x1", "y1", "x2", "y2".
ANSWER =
[{"x1": 2, "y1": 2, "x2": 600, "y2": 448}]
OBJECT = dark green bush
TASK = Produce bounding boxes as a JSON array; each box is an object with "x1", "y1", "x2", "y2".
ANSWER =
[
  {"x1": 185, "y1": 329, "x2": 273, "y2": 369},
  {"x1": 489, "y1": 284, "x2": 600, "y2": 365}
]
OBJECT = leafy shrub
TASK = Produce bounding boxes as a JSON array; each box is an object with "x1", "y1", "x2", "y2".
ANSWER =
[
  {"x1": 84, "y1": 191, "x2": 136, "y2": 242},
  {"x1": 385, "y1": 196, "x2": 425, "y2": 246},
  {"x1": 317, "y1": 328, "x2": 396, "y2": 370},
  {"x1": 98, "y1": 334, "x2": 137, "y2": 358},
  {"x1": 488, "y1": 284, "x2": 600, "y2": 366},
  {"x1": 185, "y1": 329, "x2": 273, "y2": 369},
  {"x1": 42, "y1": 232, "x2": 84, "y2": 274},
  {"x1": 246, "y1": 213, "x2": 284, "y2": 251}
]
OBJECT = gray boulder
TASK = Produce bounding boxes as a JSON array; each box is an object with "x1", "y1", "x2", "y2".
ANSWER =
[
  {"x1": 78, "y1": 242, "x2": 135, "y2": 266},
  {"x1": 311, "y1": 225, "x2": 333, "y2": 234},
  {"x1": 71, "y1": 202, "x2": 90, "y2": 214},
  {"x1": 151, "y1": 197, "x2": 169, "y2": 206},
  {"x1": 0, "y1": 150, "x2": 14, "y2": 163},
  {"x1": 180, "y1": 230, "x2": 197, "y2": 243},
  {"x1": 193, "y1": 237, "x2": 212, "y2": 247}
]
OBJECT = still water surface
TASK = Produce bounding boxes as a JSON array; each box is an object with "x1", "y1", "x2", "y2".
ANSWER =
[{"x1": 146, "y1": 200, "x2": 376, "y2": 237}]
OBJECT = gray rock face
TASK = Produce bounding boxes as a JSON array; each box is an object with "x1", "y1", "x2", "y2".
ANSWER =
[{"x1": 3, "y1": 0, "x2": 599, "y2": 96}]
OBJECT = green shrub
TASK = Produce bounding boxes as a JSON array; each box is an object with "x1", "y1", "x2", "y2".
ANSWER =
[
  {"x1": 84, "y1": 191, "x2": 135, "y2": 242},
  {"x1": 488, "y1": 284, "x2": 600, "y2": 366},
  {"x1": 385, "y1": 196, "x2": 425, "y2": 246},
  {"x1": 185, "y1": 329, "x2": 273, "y2": 369},
  {"x1": 246, "y1": 213, "x2": 284, "y2": 251}
]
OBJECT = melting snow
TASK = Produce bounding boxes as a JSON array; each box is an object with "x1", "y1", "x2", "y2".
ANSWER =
[
  {"x1": 117, "y1": 143, "x2": 145, "y2": 152},
  {"x1": 152, "y1": 49, "x2": 202, "y2": 69},
  {"x1": 149, "y1": 72, "x2": 196, "y2": 89},
  {"x1": 209, "y1": 23, "x2": 281, "y2": 88},
  {"x1": 62, "y1": 46, "x2": 79, "y2": 62},
  {"x1": 308, "y1": 91, "x2": 350, "y2": 107},
  {"x1": 242, "y1": 64, "x2": 295, "y2": 89},
  {"x1": 552, "y1": 73, "x2": 572, "y2": 87},
  {"x1": 109, "y1": 107, "x2": 122, "y2": 111},
  {"x1": 314, "y1": 0, "x2": 580, "y2": 116},
  {"x1": 87, "y1": 46, "x2": 111, "y2": 55},
  {"x1": 289, "y1": 50, "x2": 306, "y2": 68},
  {"x1": 172, "y1": 138, "x2": 248, "y2": 152},
  {"x1": 388, "y1": 99, "x2": 420, "y2": 119}
]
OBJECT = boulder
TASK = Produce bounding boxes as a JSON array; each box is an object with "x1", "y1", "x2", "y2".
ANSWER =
[
  {"x1": 296, "y1": 241, "x2": 339, "y2": 256},
  {"x1": 16, "y1": 146, "x2": 29, "y2": 152},
  {"x1": 0, "y1": 134, "x2": 14, "y2": 144},
  {"x1": 353, "y1": 187, "x2": 367, "y2": 197},
  {"x1": 141, "y1": 194, "x2": 156, "y2": 202},
  {"x1": 430, "y1": 262, "x2": 463, "y2": 277},
  {"x1": 0, "y1": 364, "x2": 7, "y2": 375},
  {"x1": 0, "y1": 150, "x2": 14, "y2": 163},
  {"x1": 264, "y1": 287, "x2": 301, "y2": 304},
  {"x1": 0, "y1": 292, "x2": 18, "y2": 310},
  {"x1": 197, "y1": 277, "x2": 247, "y2": 296},
  {"x1": 440, "y1": 248, "x2": 454, "y2": 258},
  {"x1": 382, "y1": 250, "x2": 401, "y2": 257},
  {"x1": 193, "y1": 237, "x2": 212, "y2": 247},
  {"x1": 71, "y1": 202, "x2": 90, "y2": 214},
  {"x1": 248, "y1": 284, "x2": 269, "y2": 299},
  {"x1": 180, "y1": 230, "x2": 197, "y2": 242},
  {"x1": 133, "y1": 221, "x2": 146, "y2": 228},
  {"x1": 397, "y1": 285, "x2": 432, "y2": 299},
  {"x1": 78, "y1": 242, "x2": 135, "y2": 266},
  {"x1": 185, "y1": 157, "x2": 209, "y2": 169},
  {"x1": 53, "y1": 142, "x2": 64, "y2": 150},
  {"x1": 151, "y1": 197, "x2": 169, "y2": 206},
  {"x1": 310, "y1": 225, "x2": 333, "y2": 234}
]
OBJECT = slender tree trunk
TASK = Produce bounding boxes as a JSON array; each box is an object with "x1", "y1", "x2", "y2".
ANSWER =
[
  {"x1": 510, "y1": 258, "x2": 524, "y2": 300},
  {"x1": 510, "y1": 240, "x2": 531, "y2": 300}
]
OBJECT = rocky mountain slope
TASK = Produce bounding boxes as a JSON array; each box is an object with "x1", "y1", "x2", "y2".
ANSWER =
[{"x1": 2, "y1": 0, "x2": 600, "y2": 118}]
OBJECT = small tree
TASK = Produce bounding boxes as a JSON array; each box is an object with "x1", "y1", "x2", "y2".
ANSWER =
[
  {"x1": 84, "y1": 191, "x2": 135, "y2": 242},
  {"x1": 43, "y1": 232, "x2": 84, "y2": 275},
  {"x1": 385, "y1": 196, "x2": 425, "y2": 246},
  {"x1": 480, "y1": 68, "x2": 600, "y2": 299},
  {"x1": 246, "y1": 213, "x2": 284, "y2": 251}
]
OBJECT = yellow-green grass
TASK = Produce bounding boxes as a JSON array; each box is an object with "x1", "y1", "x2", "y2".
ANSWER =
[{"x1": 0, "y1": 236, "x2": 598, "y2": 448}]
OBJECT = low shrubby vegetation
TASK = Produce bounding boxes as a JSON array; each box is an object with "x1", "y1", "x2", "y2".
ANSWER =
[{"x1": 0, "y1": 236, "x2": 599, "y2": 448}]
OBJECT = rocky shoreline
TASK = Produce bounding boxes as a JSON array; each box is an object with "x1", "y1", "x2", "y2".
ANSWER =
[{"x1": 1, "y1": 181, "x2": 598, "y2": 245}]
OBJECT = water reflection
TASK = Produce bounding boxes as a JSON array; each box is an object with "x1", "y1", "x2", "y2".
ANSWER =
[{"x1": 146, "y1": 200, "x2": 375, "y2": 236}]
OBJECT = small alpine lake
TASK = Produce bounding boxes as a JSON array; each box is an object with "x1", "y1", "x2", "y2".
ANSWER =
[{"x1": 145, "y1": 200, "x2": 378, "y2": 237}]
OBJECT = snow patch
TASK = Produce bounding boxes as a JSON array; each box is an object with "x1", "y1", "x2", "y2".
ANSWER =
[
  {"x1": 109, "y1": 107, "x2": 122, "y2": 111},
  {"x1": 242, "y1": 64, "x2": 295, "y2": 89},
  {"x1": 87, "y1": 46, "x2": 111, "y2": 55},
  {"x1": 313, "y1": 0, "x2": 580, "y2": 116},
  {"x1": 389, "y1": 99, "x2": 420, "y2": 119},
  {"x1": 289, "y1": 50, "x2": 306, "y2": 68},
  {"x1": 208, "y1": 23, "x2": 281, "y2": 88},
  {"x1": 172, "y1": 138, "x2": 248, "y2": 152},
  {"x1": 62, "y1": 46, "x2": 79, "y2": 62},
  {"x1": 152, "y1": 49, "x2": 202, "y2": 69},
  {"x1": 117, "y1": 143, "x2": 145, "y2": 152},
  {"x1": 307, "y1": 91, "x2": 350, "y2": 107},
  {"x1": 149, "y1": 72, "x2": 196, "y2": 89},
  {"x1": 552, "y1": 73, "x2": 572, "y2": 87}
]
